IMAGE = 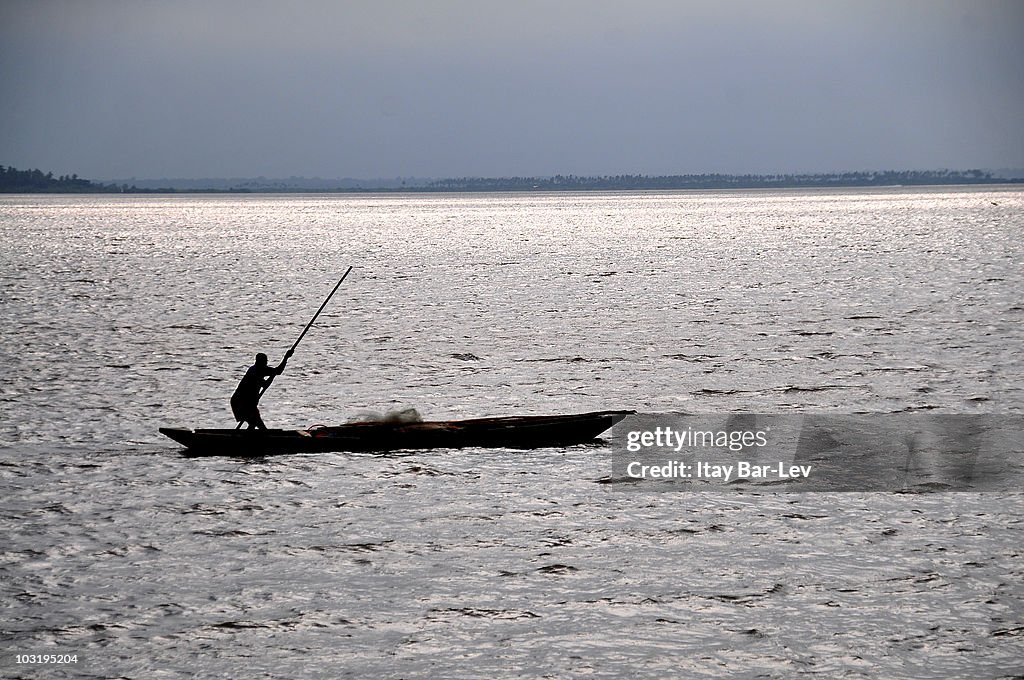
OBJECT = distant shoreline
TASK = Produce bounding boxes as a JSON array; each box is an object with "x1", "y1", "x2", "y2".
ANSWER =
[
  {"x1": 2, "y1": 164, "x2": 1022, "y2": 194},
  {"x1": 3, "y1": 183, "x2": 1023, "y2": 196},
  {"x1": 3, "y1": 182, "x2": 1022, "y2": 196}
]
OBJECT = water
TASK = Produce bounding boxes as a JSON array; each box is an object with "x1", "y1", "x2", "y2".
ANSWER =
[{"x1": 1, "y1": 188, "x2": 1022, "y2": 677}]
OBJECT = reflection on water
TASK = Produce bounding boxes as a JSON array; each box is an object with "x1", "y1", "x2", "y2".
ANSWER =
[{"x1": 1, "y1": 188, "x2": 1022, "y2": 677}]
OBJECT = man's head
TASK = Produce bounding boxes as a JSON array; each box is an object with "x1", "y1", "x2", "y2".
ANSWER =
[{"x1": 255, "y1": 352, "x2": 269, "y2": 366}]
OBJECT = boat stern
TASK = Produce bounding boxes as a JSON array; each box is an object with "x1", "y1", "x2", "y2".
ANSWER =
[{"x1": 159, "y1": 427, "x2": 195, "y2": 448}]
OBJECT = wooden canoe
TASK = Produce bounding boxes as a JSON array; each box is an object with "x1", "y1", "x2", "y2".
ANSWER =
[{"x1": 159, "y1": 410, "x2": 632, "y2": 456}]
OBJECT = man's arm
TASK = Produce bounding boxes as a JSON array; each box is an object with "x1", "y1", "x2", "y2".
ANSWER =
[{"x1": 273, "y1": 349, "x2": 294, "y2": 376}]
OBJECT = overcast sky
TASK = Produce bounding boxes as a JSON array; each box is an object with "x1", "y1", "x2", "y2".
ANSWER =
[{"x1": 1, "y1": 0, "x2": 1022, "y2": 179}]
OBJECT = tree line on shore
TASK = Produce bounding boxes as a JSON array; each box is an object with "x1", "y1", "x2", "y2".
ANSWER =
[
  {"x1": 0, "y1": 165, "x2": 147, "y2": 193},
  {"x1": 426, "y1": 169, "x2": 1006, "y2": 191}
]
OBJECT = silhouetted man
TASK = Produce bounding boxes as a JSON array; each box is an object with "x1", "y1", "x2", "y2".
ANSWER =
[{"x1": 231, "y1": 350, "x2": 292, "y2": 429}]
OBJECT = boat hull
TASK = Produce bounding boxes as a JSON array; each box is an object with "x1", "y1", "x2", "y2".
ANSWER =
[{"x1": 160, "y1": 411, "x2": 633, "y2": 456}]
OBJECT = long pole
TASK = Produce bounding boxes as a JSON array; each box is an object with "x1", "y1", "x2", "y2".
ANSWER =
[
  {"x1": 282, "y1": 265, "x2": 354, "y2": 359},
  {"x1": 236, "y1": 267, "x2": 353, "y2": 428}
]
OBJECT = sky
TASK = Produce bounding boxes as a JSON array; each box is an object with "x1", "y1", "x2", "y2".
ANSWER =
[{"x1": 1, "y1": 0, "x2": 1022, "y2": 180}]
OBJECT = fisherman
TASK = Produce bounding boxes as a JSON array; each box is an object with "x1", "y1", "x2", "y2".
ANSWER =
[{"x1": 231, "y1": 350, "x2": 292, "y2": 429}]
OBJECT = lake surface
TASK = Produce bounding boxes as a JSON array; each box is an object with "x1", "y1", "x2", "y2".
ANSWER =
[{"x1": 1, "y1": 188, "x2": 1022, "y2": 677}]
